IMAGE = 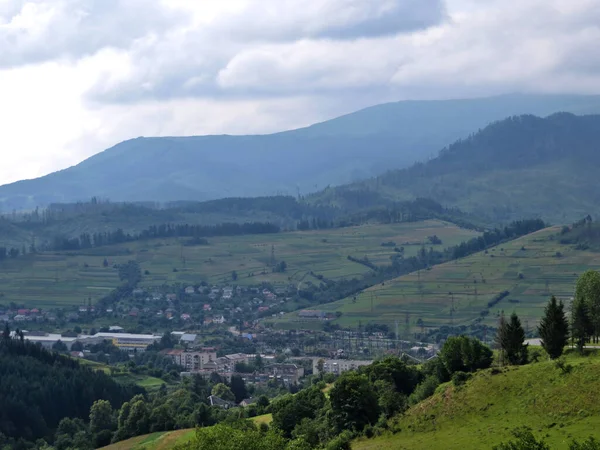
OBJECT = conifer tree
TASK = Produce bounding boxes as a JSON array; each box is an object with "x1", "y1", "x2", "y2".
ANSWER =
[
  {"x1": 505, "y1": 313, "x2": 528, "y2": 365},
  {"x1": 571, "y1": 298, "x2": 591, "y2": 354},
  {"x1": 538, "y1": 296, "x2": 569, "y2": 359},
  {"x1": 495, "y1": 313, "x2": 508, "y2": 365},
  {"x1": 496, "y1": 312, "x2": 528, "y2": 365}
]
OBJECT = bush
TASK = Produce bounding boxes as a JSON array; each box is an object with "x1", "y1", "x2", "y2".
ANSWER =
[
  {"x1": 570, "y1": 437, "x2": 600, "y2": 449},
  {"x1": 554, "y1": 358, "x2": 573, "y2": 375},
  {"x1": 493, "y1": 427, "x2": 550, "y2": 450},
  {"x1": 439, "y1": 336, "x2": 493, "y2": 375},
  {"x1": 451, "y1": 371, "x2": 471, "y2": 387},
  {"x1": 409, "y1": 375, "x2": 440, "y2": 405}
]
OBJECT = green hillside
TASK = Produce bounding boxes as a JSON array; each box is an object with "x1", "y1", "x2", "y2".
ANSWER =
[
  {"x1": 354, "y1": 350, "x2": 600, "y2": 450},
  {"x1": 100, "y1": 415, "x2": 273, "y2": 450},
  {"x1": 0, "y1": 220, "x2": 478, "y2": 308},
  {"x1": 3, "y1": 94, "x2": 600, "y2": 211},
  {"x1": 275, "y1": 226, "x2": 595, "y2": 332},
  {"x1": 314, "y1": 113, "x2": 600, "y2": 223}
]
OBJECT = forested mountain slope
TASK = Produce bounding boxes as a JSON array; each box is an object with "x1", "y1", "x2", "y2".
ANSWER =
[
  {"x1": 0, "y1": 336, "x2": 140, "y2": 446},
  {"x1": 314, "y1": 113, "x2": 600, "y2": 222},
  {"x1": 2, "y1": 94, "x2": 600, "y2": 211}
]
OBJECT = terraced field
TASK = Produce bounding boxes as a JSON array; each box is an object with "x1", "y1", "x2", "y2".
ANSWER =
[
  {"x1": 0, "y1": 220, "x2": 477, "y2": 308},
  {"x1": 278, "y1": 226, "x2": 600, "y2": 331}
]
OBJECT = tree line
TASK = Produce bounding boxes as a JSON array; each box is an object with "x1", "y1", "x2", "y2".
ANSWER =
[{"x1": 49, "y1": 222, "x2": 281, "y2": 251}]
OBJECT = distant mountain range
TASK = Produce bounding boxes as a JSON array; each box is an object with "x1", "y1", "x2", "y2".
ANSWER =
[
  {"x1": 316, "y1": 113, "x2": 600, "y2": 223},
  {"x1": 3, "y1": 93, "x2": 600, "y2": 211}
]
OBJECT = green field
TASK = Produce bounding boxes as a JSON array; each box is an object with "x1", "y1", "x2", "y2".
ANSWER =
[
  {"x1": 0, "y1": 220, "x2": 478, "y2": 308},
  {"x1": 100, "y1": 428, "x2": 195, "y2": 450},
  {"x1": 276, "y1": 226, "x2": 600, "y2": 331},
  {"x1": 354, "y1": 350, "x2": 600, "y2": 450},
  {"x1": 100, "y1": 414, "x2": 273, "y2": 450}
]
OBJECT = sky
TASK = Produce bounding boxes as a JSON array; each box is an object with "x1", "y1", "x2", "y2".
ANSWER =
[{"x1": 0, "y1": 0, "x2": 599, "y2": 185}]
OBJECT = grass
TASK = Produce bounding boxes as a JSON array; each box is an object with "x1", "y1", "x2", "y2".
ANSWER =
[
  {"x1": 99, "y1": 429, "x2": 195, "y2": 450},
  {"x1": 353, "y1": 350, "x2": 600, "y2": 450},
  {"x1": 100, "y1": 414, "x2": 272, "y2": 449},
  {"x1": 111, "y1": 372, "x2": 166, "y2": 390},
  {"x1": 278, "y1": 226, "x2": 600, "y2": 331},
  {"x1": 0, "y1": 220, "x2": 478, "y2": 308}
]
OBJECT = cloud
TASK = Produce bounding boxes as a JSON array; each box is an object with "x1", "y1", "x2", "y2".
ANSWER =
[
  {"x1": 2, "y1": 0, "x2": 600, "y2": 187},
  {"x1": 212, "y1": 0, "x2": 447, "y2": 41},
  {"x1": 0, "y1": 0, "x2": 181, "y2": 67},
  {"x1": 84, "y1": 0, "x2": 447, "y2": 103}
]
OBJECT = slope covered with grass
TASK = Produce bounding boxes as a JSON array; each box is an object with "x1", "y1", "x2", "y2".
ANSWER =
[
  {"x1": 354, "y1": 350, "x2": 600, "y2": 450},
  {"x1": 299, "y1": 226, "x2": 599, "y2": 331}
]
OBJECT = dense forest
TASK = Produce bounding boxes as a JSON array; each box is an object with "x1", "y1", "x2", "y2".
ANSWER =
[
  {"x1": 314, "y1": 113, "x2": 600, "y2": 222},
  {"x1": 0, "y1": 331, "x2": 141, "y2": 448}
]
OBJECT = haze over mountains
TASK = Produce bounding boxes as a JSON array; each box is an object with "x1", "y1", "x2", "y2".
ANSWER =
[
  {"x1": 319, "y1": 113, "x2": 600, "y2": 223},
  {"x1": 3, "y1": 93, "x2": 600, "y2": 212}
]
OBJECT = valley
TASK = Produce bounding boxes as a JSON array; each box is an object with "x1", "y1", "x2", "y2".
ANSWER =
[{"x1": 0, "y1": 219, "x2": 477, "y2": 308}]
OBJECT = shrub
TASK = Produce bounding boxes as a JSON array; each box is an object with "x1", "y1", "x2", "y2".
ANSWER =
[
  {"x1": 439, "y1": 336, "x2": 493, "y2": 375},
  {"x1": 409, "y1": 375, "x2": 440, "y2": 405},
  {"x1": 451, "y1": 371, "x2": 471, "y2": 387},
  {"x1": 554, "y1": 358, "x2": 573, "y2": 375},
  {"x1": 493, "y1": 427, "x2": 550, "y2": 450}
]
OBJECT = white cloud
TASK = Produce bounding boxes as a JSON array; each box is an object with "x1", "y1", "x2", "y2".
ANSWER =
[{"x1": 0, "y1": 0, "x2": 600, "y2": 186}]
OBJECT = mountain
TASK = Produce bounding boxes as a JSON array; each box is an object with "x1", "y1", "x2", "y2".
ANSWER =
[
  {"x1": 315, "y1": 113, "x2": 600, "y2": 223},
  {"x1": 3, "y1": 94, "x2": 600, "y2": 211}
]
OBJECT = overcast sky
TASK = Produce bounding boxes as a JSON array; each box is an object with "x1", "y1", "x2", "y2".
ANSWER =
[{"x1": 1, "y1": 0, "x2": 599, "y2": 185}]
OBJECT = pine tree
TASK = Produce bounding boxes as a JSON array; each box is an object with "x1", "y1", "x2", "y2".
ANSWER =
[
  {"x1": 496, "y1": 312, "x2": 528, "y2": 365},
  {"x1": 571, "y1": 298, "x2": 591, "y2": 354},
  {"x1": 495, "y1": 313, "x2": 508, "y2": 365},
  {"x1": 505, "y1": 313, "x2": 528, "y2": 365},
  {"x1": 538, "y1": 296, "x2": 569, "y2": 359}
]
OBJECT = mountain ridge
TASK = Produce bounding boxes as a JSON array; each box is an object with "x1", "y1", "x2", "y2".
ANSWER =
[
  {"x1": 314, "y1": 112, "x2": 600, "y2": 222},
  {"x1": 3, "y1": 94, "x2": 600, "y2": 211}
]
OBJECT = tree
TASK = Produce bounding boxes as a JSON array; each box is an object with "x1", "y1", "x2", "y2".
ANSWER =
[
  {"x1": 52, "y1": 340, "x2": 68, "y2": 352},
  {"x1": 496, "y1": 313, "x2": 528, "y2": 365},
  {"x1": 230, "y1": 375, "x2": 248, "y2": 403},
  {"x1": 572, "y1": 298, "x2": 591, "y2": 354},
  {"x1": 538, "y1": 296, "x2": 569, "y2": 359},
  {"x1": 439, "y1": 336, "x2": 493, "y2": 375},
  {"x1": 575, "y1": 270, "x2": 600, "y2": 343},
  {"x1": 231, "y1": 270, "x2": 238, "y2": 281},
  {"x1": 329, "y1": 372, "x2": 379, "y2": 432},
  {"x1": 89, "y1": 399, "x2": 115, "y2": 434},
  {"x1": 211, "y1": 383, "x2": 235, "y2": 402}
]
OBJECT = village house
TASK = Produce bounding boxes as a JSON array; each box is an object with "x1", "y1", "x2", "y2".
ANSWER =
[{"x1": 185, "y1": 286, "x2": 195, "y2": 295}]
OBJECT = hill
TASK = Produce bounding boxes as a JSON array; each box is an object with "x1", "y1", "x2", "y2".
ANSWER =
[
  {"x1": 0, "y1": 337, "x2": 140, "y2": 447},
  {"x1": 275, "y1": 225, "x2": 595, "y2": 334},
  {"x1": 353, "y1": 350, "x2": 600, "y2": 449},
  {"x1": 314, "y1": 113, "x2": 600, "y2": 222},
  {"x1": 3, "y1": 94, "x2": 600, "y2": 211},
  {"x1": 99, "y1": 415, "x2": 272, "y2": 450},
  {"x1": 0, "y1": 219, "x2": 478, "y2": 308}
]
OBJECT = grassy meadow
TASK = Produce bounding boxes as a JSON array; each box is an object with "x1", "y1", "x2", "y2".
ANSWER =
[
  {"x1": 100, "y1": 414, "x2": 273, "y2": 450},
  {"x1": 0, "y1": 220, "x2": 477, "y2": 308},
  {"x1": 276, "y1": 226, "x2": 600, "y2": 331},
  {"x1": 354, "y1": 350, "x2": 600, "y2": 450}
]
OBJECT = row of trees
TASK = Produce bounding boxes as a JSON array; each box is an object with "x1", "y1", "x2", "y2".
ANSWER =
[{"x1": 50, "y1": 221, "x2": 281, "y2": 251}]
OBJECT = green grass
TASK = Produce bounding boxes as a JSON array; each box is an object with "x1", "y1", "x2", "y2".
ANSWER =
[
  {"x1": 252, "y1": 413, "x2": 273, "y2": 425},
  {"x1": 100, "y1": 415, "x2": 271, "y2": 450},
  {"x1": 279, "y1": 226, "x2": 600, "y2": 331},
  {"x1": 0, "y1": 220, "x2": 478, "y2": 308},
  {"x1": 354, "y1": 350, "x2": 600, "y2": 450},
  {"x1": 99, "y1": 429, "x2": 195, "y2": 450}
]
